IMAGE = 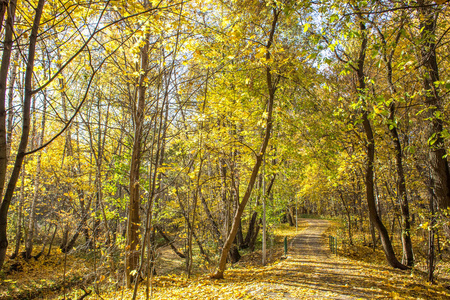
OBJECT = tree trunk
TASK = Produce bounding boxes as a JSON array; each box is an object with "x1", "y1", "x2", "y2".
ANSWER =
[
  {"x1": 286, "y1": 208, "x2": 295, "y2": 226},
  {"x1": 389, "y1": 117, "x2": 414, "y2": 266},
  {"x1": 211, "y1": 8, "x2": 279, "y2": 279},
  {"x1": 339, "y1": 192, "x2": 353, "y2": 245},
  {"x1": 25, "y1": 92, "x2": 47, "y2": 258},
  {"x1": 229, "y1": 243, "x2": 241, "y2": 264},
  {"x1": 242, "y1": 211, "x2": 258, "y2": 248},
  {"x1": 0, "y1": 0, "x2": 8, "y2": 30},
  {"x1": 356, "y1": 14, "x2": 407, "y2": 270},
  {"x1": 200, "y1": 193, "x2": 221, "y2": 241},
  {"x1": 236, "y1": 223, "x2": 244, "y2": 247},
  {"x1": 125, "y1": 17, "x2": 151, "y2": 288},
  {"x1": 6, "y1": 50, "x2": 19, "y2": 159},
  {"x1": 0, "y1": 0, "x2": 44, "y2": 270},
  {"x1": 428, "y1": 179, "x2": 436, "y2": 283},
  {"x1": 249, "y1": 220, "x2": 260, "y2": 252},
  {"x1": 375, "y1": 17, "x2": 415, "y2": 266},
  {"x1": 417, "y1": 1, "x2": 450, "y2": 214},
  {"x1": 0, "y1": 0, "x2": 17, "y2": 204},
  {"x1": 11, "y1": 167, "x2": 25, "y2": 259}
]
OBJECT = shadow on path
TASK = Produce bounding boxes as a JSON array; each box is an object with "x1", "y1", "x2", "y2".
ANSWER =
[{"x1": 242, "y1": 219, "x2": 448, "y2": 299}]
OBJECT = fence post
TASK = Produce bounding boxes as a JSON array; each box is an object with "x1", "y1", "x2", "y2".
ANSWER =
[
  {"x1": 328, "y1": 235, "x2": 331, "y2": 250},
  {"x1": 334, "y1": 237, "x2": 337, "y2": 255},
  {"x1": 284, "y1": 236, "x2": 287, "y2": 256}
]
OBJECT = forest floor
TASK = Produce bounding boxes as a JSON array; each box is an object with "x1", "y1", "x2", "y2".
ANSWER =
[
  {"x1": 3, "y1": 219, "x2": 450, "y2": 299},
  {"x1": 102, "y1": 219, "x2": 450, "y2": 299}
]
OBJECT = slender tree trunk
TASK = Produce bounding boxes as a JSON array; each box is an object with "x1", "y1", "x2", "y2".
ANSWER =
[
  {"x1": 11, "y1": 167, "x2": 25, "y2": 259},
  {"x1": 249, "y1": 220, "x2": 260, "y2": 252},
  {"x1": 200, "y1": 193, "x2": 221, "y2": 241},
  {"x1": 47, "y1": 224, "x2": 57, "y2": 257},
  {"x1": 126, "y1": 20, "x2": 151, "y2": 289},
  {"x1": 25, "y1": 93, "x2": 47, "y2": 258},
  {"x1": 375, "y1": 17, "x2": 414, "y2": 266},
  {"x1": 187, "y1": 158, "x2": 204, "y2": 277},
  {"x1": 339, "y1": 192, "x2": 353, "y2": 245},
  {"x1": 0, "y1": 0, "x2": 17, "y2": 203},
  {"x1": 356, "y1": 14, "x2": 407, "y2": 270},
  {"x1": 428, "y1": 178, "x2": 435, "y2": 283},
  {"x1": 389, "y1": 113, "x2": 414, "y2": 266},
  {"x1": 0, "y1": 0, "x2": 44, "y2": 270},
  {"x1": 211, "y1": 8, "x2": 279, "y2": 279},
  {"x1": 0, "y1": 0, "x2": 8, "y2": 30},
  {"x1": 6, "y1": 50, "x2": 19, "y2": 159}
]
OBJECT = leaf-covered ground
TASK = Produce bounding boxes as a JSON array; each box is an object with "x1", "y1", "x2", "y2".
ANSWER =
[
  {"x1": 0, "y1": 249, "x2": 91, "y2": 299},
  {"x1": 102, "y1": 219, "x2": 450, "y2": 299},
  {"x1": 3, "y1": 220, "x2": 450, "y2": 299}
]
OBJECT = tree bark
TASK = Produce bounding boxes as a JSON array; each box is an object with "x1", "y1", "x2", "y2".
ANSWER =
[
  {"x1": 375, "y1": 18, "x2": 414, "y2": 266},
  {"x1": 6, "y1": 50, "x2": 19, "y2": 159},
  {"x1": 0, "y1": 0, "x2": 17, "y2": 204},
  {"x1": 417, "y1": 1, "x2": 450, "y2": 213},
  {"x1": 356, "y1": 13, "x2": 407, "y2": 270},
  {"x1": 125, "y1": 15, "x2": 151, "y2": 288},
  {"x1": 200, "y1": 193, "x2": 221, "y2": 241},
  {"x1": 11, "y1": 167, "x2": 25, "y2": 259},
  {"x1": 243, "y1": 211, "x2": 258, "y2": 248},
  {"x1": 0, "y1": 0, "x2": 8, "y2": 30},
  {"x1": 0, "y1": 0, "x2": 44, "y2": 270},
  {"x1": 339, "y1": 192, "x2": 353, "y2": 246},
  {"x1": 25, "y1": 92, "x2": 47, "y2": 258},
  {"x1": 211, "y1": 8, "x2": 279, "y2": 279}
]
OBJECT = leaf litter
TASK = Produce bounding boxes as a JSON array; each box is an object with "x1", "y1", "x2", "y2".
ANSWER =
[{"x1": 103, "y1": 219, "x2": 450, "y2": 299}]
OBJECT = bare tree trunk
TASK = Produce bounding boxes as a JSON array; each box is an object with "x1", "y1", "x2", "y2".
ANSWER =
[
  {"x1": 249, "y1": 220, "x2": 260, "y2": 252},
  {"x1": 243, "y1": 211, "x2": 258, "y2": 248},
  {"x1": 47, "y1": 224, "x2": 57, "y2": 257},
  {"x1": 187, "y1": 158, "x2": 204, "y2": 277}
]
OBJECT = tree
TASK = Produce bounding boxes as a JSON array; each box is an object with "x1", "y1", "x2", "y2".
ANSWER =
[{"x1": 211, "y1": 5, "x2": 280, "y2": 279}]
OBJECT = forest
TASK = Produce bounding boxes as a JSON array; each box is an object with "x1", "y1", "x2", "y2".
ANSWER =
[{"x1": 1, "y1": 0, "x2": 450, "y2": 299}]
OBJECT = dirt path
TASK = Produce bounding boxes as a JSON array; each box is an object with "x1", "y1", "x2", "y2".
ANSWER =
[
  {"x1": 270, "y1": 218, "x2": 366, "y2": 299},
  {"x1": 245, "y1": 218, "x2": 365, "y2": 299},
  {"x1": 242, "y1": 218, "x2": 448, "y2": 299}
]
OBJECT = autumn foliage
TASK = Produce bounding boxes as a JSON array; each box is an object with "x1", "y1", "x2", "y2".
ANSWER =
[{"x1": 0, "y1": 0, "x2": 450, "y2": 299}]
